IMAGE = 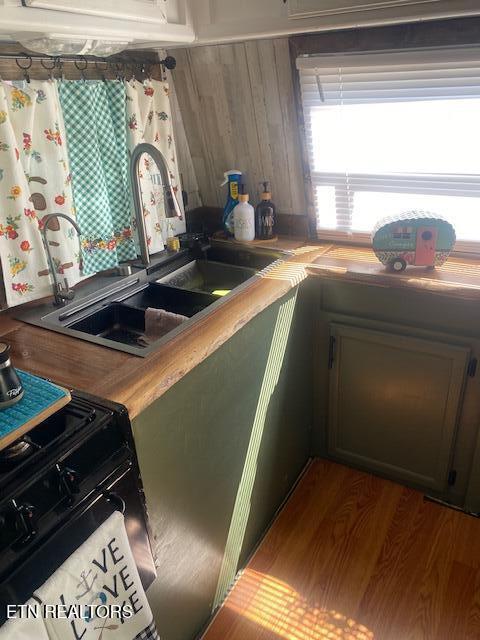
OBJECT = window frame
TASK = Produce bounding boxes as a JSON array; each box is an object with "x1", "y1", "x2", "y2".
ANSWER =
[{"x1": 289, "y1": 17, "x2": 480, "y2": 255}]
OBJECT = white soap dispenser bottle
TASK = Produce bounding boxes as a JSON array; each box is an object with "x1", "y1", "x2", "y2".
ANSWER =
[{"x1": 233, "y1": 186, "x2": 255, "y2": 242}]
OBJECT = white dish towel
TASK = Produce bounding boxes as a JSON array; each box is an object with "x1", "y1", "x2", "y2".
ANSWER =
[
  {"x1": 0, "y1": 599, "x2": 50, "y2": 639},
  {"x1": 34, "y1": 511, "x2": 159, "y2": 640}
]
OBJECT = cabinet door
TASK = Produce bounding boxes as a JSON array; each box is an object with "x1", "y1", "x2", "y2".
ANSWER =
[
  {"x1": 328, "y1": 323, "x2": 470, "y2": 492},
  {"x1": 287, "y1": 0, "x2": 477, "y2": 19},
  {"x1": 23, "y1": 0, "x2": 168, "y2": 24}
]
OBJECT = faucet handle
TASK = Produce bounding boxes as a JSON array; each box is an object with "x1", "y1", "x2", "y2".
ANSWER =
[
  {"x1": 62, "y1": 278, "x2": 75, "y2": 301},
  {"x1": 56, "y1": 278, "x2": 75, "y2": 303},
  {"x1": 62, "y1": 290, "x2": 75, "y2": 302}
]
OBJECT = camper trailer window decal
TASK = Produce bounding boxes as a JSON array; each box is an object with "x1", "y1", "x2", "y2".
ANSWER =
[
  {"x1": 393, "y1": 226, "x2": 413, "y2": 240},
  {"x1": 372, "y1": 210, "x2": 455, "y2": 272}
]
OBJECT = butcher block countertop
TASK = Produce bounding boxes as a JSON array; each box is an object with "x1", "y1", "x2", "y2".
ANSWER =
[{"x1": 3, "y1": 240, "x2": 480, "y2": 420}]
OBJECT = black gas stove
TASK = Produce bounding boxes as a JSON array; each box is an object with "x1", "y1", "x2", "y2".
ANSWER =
[{"x1": 0, "y1": 391, "x2": 156, "y2": 624}]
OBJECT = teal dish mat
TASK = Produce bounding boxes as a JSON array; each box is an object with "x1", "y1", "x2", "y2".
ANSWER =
[{"x1": 0, "y1": 370, "x2": 69, "y2": 437}]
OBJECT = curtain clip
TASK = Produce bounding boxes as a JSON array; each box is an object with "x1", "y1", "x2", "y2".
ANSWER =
[
  {"x1": 129, "y1": 61, "x2": 138, "y2": 83},
  {"x1": 95, "y1": 59, "x2": 108, "y2": 83},
  {"x1": 40, "y1": 56, "x2": 56, "y2": 81},
  {"x1": 113, "y1": 61, "x2": 125, "y2": 82},
  {"x1": 74, "y1": 56, "x2": 88, "y2": 82},
  {"x1": 144, "y1": 63, "x2": 152, "y2": 81},
  {"x1": 16, "y1": 53, "x2": 32, "y2": 84},
  {"x1": 55, "y1": 57, "x2": 65, "y2": 81}
]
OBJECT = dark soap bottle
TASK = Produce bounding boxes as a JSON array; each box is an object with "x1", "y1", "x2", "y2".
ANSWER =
[{"x1": 255, "y1": 181, "x2": 276, "y2": 240}]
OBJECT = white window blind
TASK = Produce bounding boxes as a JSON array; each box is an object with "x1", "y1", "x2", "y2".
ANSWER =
[{"x1": 297, "y1": 48, "x2": 480, "y2": 252}]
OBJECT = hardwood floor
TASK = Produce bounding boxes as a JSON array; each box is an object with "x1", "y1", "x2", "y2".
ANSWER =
[{"x1": 201, "y1": 459, "x2": 480, "y2": 640}]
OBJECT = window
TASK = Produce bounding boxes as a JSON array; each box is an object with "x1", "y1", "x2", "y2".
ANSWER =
[{"x1": 297, "y1": 48, "x2": 480, "y2": 252}]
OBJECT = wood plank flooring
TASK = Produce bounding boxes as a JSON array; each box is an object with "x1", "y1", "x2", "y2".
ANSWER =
[{"x1": 201, "y1": 459, "x2": 480, "y2": 640}]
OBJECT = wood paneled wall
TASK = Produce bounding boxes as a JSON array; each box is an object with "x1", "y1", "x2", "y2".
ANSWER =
[
  {"x1": 169, "y1": 39, "x2": 307, "y2": 215},
  {"x1": 169, "y1": 70, "x2": 203, "y2": 211}
]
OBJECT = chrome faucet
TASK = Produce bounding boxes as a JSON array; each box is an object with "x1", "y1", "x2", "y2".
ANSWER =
[
  {"x1": 130, "y1": 143, "x2": 182, "y2": 268},
  {"x1": 41, "y1": 213, "x2": 82, "y2": 307}
]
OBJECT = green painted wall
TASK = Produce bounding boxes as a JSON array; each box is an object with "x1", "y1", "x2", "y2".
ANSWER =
[{"x1": 132, "y1": 283, "x2": 313, "y2": 640}]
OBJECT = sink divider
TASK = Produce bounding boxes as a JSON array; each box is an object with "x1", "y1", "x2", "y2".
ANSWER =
[{"x1": 58, "y1": 277, "x2": 143, "y2": 322}]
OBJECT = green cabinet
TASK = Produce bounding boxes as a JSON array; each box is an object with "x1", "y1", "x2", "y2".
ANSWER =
[
  {"x1": 131, "y1": 285, "x2": 313, "y2": 640},
  {"x1": 328, "y1": 323, "x2": 470, "y2": 492}
]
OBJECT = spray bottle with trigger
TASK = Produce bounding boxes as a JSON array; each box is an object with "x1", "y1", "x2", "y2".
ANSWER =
[{"x1": 221, "y1": 170, "x2": 242, "y2": 236}]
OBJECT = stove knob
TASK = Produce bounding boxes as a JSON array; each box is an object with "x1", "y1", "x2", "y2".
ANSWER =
[
  {"x1": 56, "y1": 465, "x2": 80, "y2": 505},
  {"x1": 11, "y1": 501, "x2": 37, "y2": 546}
]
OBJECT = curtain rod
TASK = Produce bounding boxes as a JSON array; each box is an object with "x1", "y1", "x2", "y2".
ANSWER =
[{"x1": 0, "y1": 51, "x2": 176, "y2": 69}]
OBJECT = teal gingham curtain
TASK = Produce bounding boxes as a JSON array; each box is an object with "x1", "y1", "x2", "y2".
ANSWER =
[{"x1": 59, "y1": 80, "x2": 136, "y2": 275}]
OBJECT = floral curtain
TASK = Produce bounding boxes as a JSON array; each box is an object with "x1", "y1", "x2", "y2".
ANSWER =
[
  {"x1": 0, "y1": 75, "x2": 184, "y2": 307},
  {"x1": 125, "y1": 78, "x2": 183, "y2": 254},
  {"x1": 0, "y1": 79, "x2": 80, "y2": 307},
  {"x1": 58, "y1": 80, "x2": 137, "y2": 275}
]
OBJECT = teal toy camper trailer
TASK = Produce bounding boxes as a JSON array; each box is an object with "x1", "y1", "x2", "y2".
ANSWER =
[{"x1": 372, "y1": 211, "x2": 455, "y2": 272}]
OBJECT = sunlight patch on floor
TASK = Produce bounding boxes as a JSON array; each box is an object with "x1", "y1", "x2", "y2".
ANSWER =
[{"x1": 225, "y1": 569, "x2": 374, "y2": 640}]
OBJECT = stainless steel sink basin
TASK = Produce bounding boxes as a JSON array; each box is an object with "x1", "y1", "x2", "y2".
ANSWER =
[
  {"x1": 156, "y1": 260, "x2": 256, "y2": 295},
  {"x1": 66, "y1": 284, "x2": 218, "y2": 350},
  {"x1": 69, "y1": 302, "x2": 146, "y2": 347},
  {"x1": 17, "y1": 241, "x2": 289, "y2": 356}
]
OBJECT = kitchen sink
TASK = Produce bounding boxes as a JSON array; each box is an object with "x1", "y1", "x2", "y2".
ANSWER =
[
  {"x1": 17, "y1": 241, "x2": 289, "y2": 356},
  {"x1": 66, "y1": 283, "x2": 218, "y2": 350},
  {"x1": 157, "y1": 260, "x2": 256, "y2": 295},
  {"x1": 69, "y1": 302, "x2": 146, "y2": 347}
]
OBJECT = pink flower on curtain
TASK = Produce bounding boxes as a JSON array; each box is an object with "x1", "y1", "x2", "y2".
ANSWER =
[
  {"x1": 44, "y1": 125, "x2": 62, "y2": 146},
  {"x1": 12, "y1": 282, "x2": 33, "y2": 294},
  {"x1": 23, "y1": 132, "x2": 31, "y2": 152},
  {"x1": 0, "y1": 215, "x2": 20, "y2": 239}
]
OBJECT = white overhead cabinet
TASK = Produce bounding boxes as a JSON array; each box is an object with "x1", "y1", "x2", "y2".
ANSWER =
[
  {"x1": 2, "y1": 0, "x2": 480, "y2": 48},
  {"x1": 22, "y1": 0, "x2": 168, "y2": 24},
  {"x1": 192, "y1": 0, "x2": 480, "y2": 44},
  {"x1": 287, "y1": 0, "x2": 480, "y2": 22},
  {"x1": 0, "y1": 0, "x2": 194, "y2": 49}
]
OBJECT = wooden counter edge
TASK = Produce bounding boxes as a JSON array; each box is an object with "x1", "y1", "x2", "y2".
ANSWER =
[
  {"x1": 306, "y1": 263, "x2": 480, "y2": 301},
  {"x1": 4, "y1": 242, "x2": 480, "y2": 420}
]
